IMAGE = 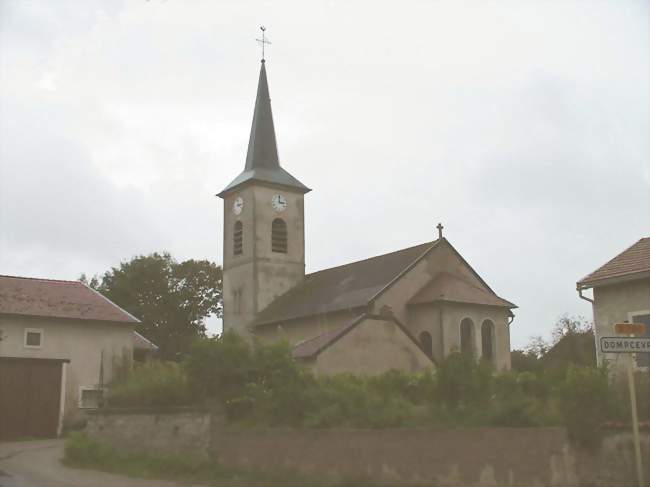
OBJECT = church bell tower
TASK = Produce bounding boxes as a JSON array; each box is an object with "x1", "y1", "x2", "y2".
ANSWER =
[{"x1": 217, "y1": 60, "x2": 311, "y2": 337}]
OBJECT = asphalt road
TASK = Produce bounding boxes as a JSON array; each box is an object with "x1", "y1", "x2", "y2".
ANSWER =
[{"x1": 0, "y1": 439, "x2": 185, "y2": 487}]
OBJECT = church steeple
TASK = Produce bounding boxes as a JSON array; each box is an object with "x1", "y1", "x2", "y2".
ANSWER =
[
  {"x1": 245, "y1": 61, "x2": 279, "y2": 171},
  {"x1": 218, "y1": 61, "x2": 310, "y2": 198},
  {"x1": 220, "y1": 55, "x2": 309, "y2": 338}
]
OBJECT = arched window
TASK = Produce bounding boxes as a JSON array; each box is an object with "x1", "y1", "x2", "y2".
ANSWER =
[
  {"x1": 233, "y1": 221, "x2": 243, "y2": 256},
  {"x1": 481, "y1": 320, "x2": 495, "y2": 363},
  {"x1": 419, "y1": 331, "x2": 433, "y2": 358},
  {"x1": 460, "y1": 318, "x2": 474, "y2": 355},
  {"x1": 271, "y1": 218, "x2": 287, "y2": 253}
]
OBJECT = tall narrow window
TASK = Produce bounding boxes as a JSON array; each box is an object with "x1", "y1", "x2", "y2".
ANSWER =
[
  {"x1": 233, "y1": 221, "x2": 243, "y2": 255},
  {"x1": 271, "y1": 218, "x2": 287, "y2": 253},
  {"x1": 419, "y1": 331, "x2": 433, "y2": 358},
  {"x1": 460, "y1": 318, "x2": 474, "y2": 355},
  {"x1": 481, "y1": 319, "x2": 495, "y2": 363}
]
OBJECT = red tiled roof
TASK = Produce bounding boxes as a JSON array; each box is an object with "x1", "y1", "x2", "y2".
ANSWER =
[
  {"x1": 577, "y1": 238, "x2": 650, "y2": 288},
  {"x1": 409, "y1": 272, "x2": 516, "y2": 308},
  {"x1": 0, "y1": 275, "x2": 139, "y2": 324},
  {"x1": 133, "y1": 331, "x2": 158, "y2": 350}
]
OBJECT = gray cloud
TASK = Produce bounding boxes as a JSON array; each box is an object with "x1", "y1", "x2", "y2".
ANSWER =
[{"x1": 1, "y1": 0, "x2": 648, "y2": 344}]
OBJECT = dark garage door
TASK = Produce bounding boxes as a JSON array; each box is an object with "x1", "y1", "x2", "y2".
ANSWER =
[{"x1": 0, "y1": 357, "x2": 66, "y2": 440}]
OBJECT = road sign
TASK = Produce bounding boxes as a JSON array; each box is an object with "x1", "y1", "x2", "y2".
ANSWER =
[
  {"x1": 604, "y1": 323, "x2": 647, "y2": 487},
  {"x1": 614, "y1": 322, "x2": 646, "y2": 335},
  {"x1": 600, "y1": 336, "x2": 650, "y2": 353}
]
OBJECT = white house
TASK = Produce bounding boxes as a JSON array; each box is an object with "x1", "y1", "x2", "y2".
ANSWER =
[
  {"x1": 0, "y1": 275, "x2": 142, "y2": 439},
  {"x1": 577, "y1": 237, "x2": 650, "y2": 372}
]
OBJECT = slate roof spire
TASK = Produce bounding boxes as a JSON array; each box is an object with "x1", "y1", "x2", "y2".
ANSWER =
[
  {"x1": 218, "y1": 60, "x2": 310, "y2": 197},
  {"x1": 245, "y1": 60, "x2": 279, "y2": 171}
]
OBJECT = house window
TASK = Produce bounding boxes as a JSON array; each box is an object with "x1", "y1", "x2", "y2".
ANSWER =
[
  {"x1": 233, "y1": 221, "x2": 243, "y2": 255},
  {"x1": 419, "y1": 331, "x2": 433, "y2": 358},
  {"x1": 271, "y1": 218, "x2": 288, "y2": 253},
  {"x1": 481, "y1": 319, "x2": 495, "y2": 363},
  {"x1": 460, "y1": 318, "x2": 474, "y2": 355},
  {"x1": 24, "y1": 328, "x2": 43, "y2": 348},
  {"x1": 79, "y1": 386, "x2": 104, "y2": 409}
]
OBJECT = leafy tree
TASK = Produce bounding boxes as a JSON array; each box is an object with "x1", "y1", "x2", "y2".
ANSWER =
[
  {"x1": 436, "y1": 352, "x2": 493, "y2": 412},
  {"x1": 550, "y1": 314, "x2": 592, "y2": 344},
  {"x1": 82, "y1": 252, "x2": 222, "y2": 359},
  {"x1": 524, "y1": 335, "x2": 550, "y2": 358},
  {"x1": 558, "y1": 365, "x2": 614, "y2": 447},
  {"x1": 510, "y1": 349, "x2": 542, "y2": 373}
]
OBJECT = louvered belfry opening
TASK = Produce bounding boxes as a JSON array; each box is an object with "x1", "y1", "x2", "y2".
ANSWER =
[
  {"x1": 271, "y1": 218, "x2": 288, "y2": 253},
  {"x1": 233, "y1": 221, "x2": 243, "y2": 255}
]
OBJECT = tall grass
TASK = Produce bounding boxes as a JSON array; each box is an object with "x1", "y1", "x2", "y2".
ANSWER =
[{"x1": 106, "y1": 361, "x2": 191, "y2": 408}]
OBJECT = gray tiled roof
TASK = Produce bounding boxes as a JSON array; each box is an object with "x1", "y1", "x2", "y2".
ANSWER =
[
  {"x1": 409, "y1": 271, "x2": 516, "y2": 308},
  {"x1": 253, "y1": 238, "x2": 515, "y2": 328},
  {"x1": 218, "y1": 61, "x2": 310, "y2": 197},
  {"x1": 252, "y1": 241, "x2": 436, "y2": 327},
  {"x1": 577, "y1": 237, "x2": 650, "y2": 288}
]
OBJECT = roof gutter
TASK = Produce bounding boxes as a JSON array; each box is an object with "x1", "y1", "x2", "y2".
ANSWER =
[{"x1": 576, "y1": 285, "x2": 594, "y2": 304}]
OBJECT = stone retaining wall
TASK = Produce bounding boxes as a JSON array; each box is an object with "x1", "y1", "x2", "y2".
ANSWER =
[
  {"x1": 85, "y1": 411, "x2": 649, "y2": 486},
  {"x1": 213, "y1": 426, "x2": 575, "y2": 486},
  {"x1": 85, "y1": 408, "x2": 211, "y2": 461}
]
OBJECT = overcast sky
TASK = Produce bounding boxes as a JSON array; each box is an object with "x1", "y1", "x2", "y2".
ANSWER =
[{"x1": 1, "y1": 0, "x2": 648, "y2": 347}]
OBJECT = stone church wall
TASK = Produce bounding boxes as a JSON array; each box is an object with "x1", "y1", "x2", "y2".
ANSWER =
[
  {"x1": 254, "y1": 308, "x2": 363, "y2": 346},
  {"x1": 407, "y1": 304, "x2": 445, "y2": 363},
  {"x1": 373, "y1": 243, "x2": 512, "y2": 370},
  {"x1": 440, "y1": 302, "x2": 511, "y2": 371},
  {"x1": 309, "y1": 317, "x2": 432, "y2": 376}
]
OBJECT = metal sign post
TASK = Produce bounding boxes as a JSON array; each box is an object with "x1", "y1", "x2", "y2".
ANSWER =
[{"x1": 601, "y1": 323, "x2": 647, "y2": 487}]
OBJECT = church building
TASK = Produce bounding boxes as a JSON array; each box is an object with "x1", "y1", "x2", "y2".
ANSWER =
[{"x1": 218, "y1": 60, "x2": 516, "y2": 375}]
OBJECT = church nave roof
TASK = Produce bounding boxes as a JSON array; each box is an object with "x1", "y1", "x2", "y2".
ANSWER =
[{"x1": 251, "y1": 238, "x2": 515, "y2": 328}]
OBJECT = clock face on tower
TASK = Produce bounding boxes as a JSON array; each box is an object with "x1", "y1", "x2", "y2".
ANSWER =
[
  {"x1": 232, "y1": 196, "x2": 244, "y2": 215},
  {"x1": 271, "y1": 194, "x2": 287, "y2": 212}
]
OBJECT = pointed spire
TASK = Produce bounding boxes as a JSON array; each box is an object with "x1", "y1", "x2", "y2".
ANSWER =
[
  {"x1": 218, "y1": 61, "x2": 310, "y2": 197},
  {"x1": 245, "y1": 61, "x2": 279, "y2": 171}
]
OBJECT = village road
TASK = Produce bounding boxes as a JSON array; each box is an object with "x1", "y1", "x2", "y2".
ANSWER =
[{"x1": 0, "y1": 439, "x2": 189, "y2": 487}]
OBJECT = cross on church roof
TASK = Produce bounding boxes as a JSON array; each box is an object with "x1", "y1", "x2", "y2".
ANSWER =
[
  {"x1": 437, "y1": 222, "x2": 444, "y2": 239},
  {"x1": 255, "y1": 26, "x2": 271, "y2": 61}
]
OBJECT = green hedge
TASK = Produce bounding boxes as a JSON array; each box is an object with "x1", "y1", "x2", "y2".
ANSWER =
[
  {"x1": 105, "y1": 331, "x2": 649, "y2": 445},
  {"x1": 106, "y1": 361, "x2": 191, "y2": 408}
]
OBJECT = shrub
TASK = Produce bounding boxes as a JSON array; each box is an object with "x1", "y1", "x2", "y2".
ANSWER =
[
  {"x1": 184, "y1": 333, "x2": 316, "y2": 424},
  {"x1": 558, "y1": 365, "x2": 614, "y2": 447},
  {"x1": 303, "y1": 374, "x2": 415, "y2": 429},
  {"x1": 184, "y1": 331, "x2": 253, "y2": 403},
  {"x1": 436, "y1": 353, "x2": 492, "y2": 412},
  {"x1": 510, "y1": 349, "x2": 542, "y2": 373},
  {"x1": 106, "y1": 360, "x2": 191, "y2": 408}
]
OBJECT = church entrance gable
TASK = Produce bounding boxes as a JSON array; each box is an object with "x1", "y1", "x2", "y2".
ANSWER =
[{"x1": 302, "y1": 315, "x2": 434, "y2": 376}]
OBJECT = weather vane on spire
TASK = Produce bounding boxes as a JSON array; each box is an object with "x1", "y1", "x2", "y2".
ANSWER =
[{"x1": 256, "y1": 26, "x2": 271, "y2": 62}]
